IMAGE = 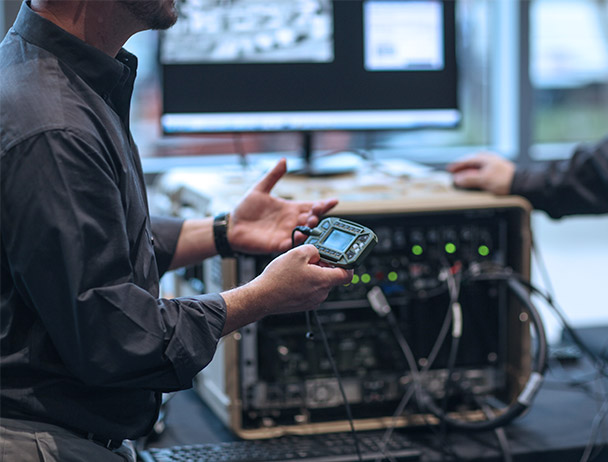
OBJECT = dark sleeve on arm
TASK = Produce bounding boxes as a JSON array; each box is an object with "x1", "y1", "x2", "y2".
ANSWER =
[
  {"x1": 510, "y1": 138, "x2": 608, "y2": 218},
  {"x1": 150, "y1": 215, "x2": 184, "y2": 276},
  {"x1": 1, "y1": 131, "x2": 226, "y2": 391}
]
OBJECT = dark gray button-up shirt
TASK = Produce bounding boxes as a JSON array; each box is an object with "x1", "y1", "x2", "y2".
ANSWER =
[
  {"x1": 1, "y1": 2, "x2": 225, "y2": 440},
  {"x1": 511, "y1": 138, "x2": 608, "y2": 218}
]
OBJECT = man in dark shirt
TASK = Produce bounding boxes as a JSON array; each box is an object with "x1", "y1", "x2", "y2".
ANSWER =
[
  {"x1": 447, "y1": 137, "x2": 608, "y2": 218},
  {"x1": 0, "y1": 1, "x2": 352, "y2": 460}
]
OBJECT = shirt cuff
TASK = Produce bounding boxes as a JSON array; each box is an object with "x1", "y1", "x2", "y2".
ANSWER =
[{"x1": 164, "y1": 293, "x2": 227, "y2": 389}]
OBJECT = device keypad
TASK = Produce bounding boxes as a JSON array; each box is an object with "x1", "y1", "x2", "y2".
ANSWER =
[
  {"x1": 317, "y1": 246, "x2": 340, "y2": 260},
  {"x1": 338, "y1": 224, "x2": 360, "y2": 233}
]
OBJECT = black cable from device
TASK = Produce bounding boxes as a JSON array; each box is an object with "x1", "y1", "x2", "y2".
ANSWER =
[
  {"x1": 291, "y1": 226, "x2": 316, "y2": 340},
  {"x1": 290, "y1": 225, "x2": 363, "y2": 461},
  {"x1": 312, "y1": 310, "x2": 364, "y2": 462},
  {"x1": 291, "y1": 226, "x2": 313, "y2": 248}
]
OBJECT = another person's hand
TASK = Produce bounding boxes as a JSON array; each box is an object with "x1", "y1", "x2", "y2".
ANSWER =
[
  {"x1": 447, "y1": 152, "x2": 516, "y2": 195},
  {"x1": 229, "y1": 158, "x2": 338, "y2": 254},
  {"x1": 221, "y1": 245, "x2": 352, "y2": 335}
]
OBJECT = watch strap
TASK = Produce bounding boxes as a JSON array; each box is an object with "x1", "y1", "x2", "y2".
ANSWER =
[{"x1": 213, "y1": 212, "x2": 234, "y2": 258}]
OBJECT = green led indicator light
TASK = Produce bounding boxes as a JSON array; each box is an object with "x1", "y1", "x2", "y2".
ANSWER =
[
  {"x1": 478, "y1": 245, "x2": 490, "y2": 257},
  {"x1": 361, "y1": 273, "x2": 372, "y2": 284},
  {"x1": 351, "y1": 274, "x2": 360, "y2": 284},
  {"x1": 412, "y1": 245, "x2": 423, "y2": 256},
  {"x1": 388, "y1": 271, "x2": 398, "y2": 282},
  {"x1": 445, "y1": 243, "x2": 456, "y2": 254}
]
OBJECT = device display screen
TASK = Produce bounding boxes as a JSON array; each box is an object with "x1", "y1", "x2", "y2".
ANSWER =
[{"x1": 323, "y1": 229, "x2": 355, "y2": 252}]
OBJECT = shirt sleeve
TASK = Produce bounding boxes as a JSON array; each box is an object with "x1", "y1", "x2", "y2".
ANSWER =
[
  {"x1": 510, "y1": 138, "x2": 608, "y2": 218},
  {"x1": 1, "y1": 130, "x2": 226, "y2": 391},
  {"x1": 150, "y1": 215, "x2": 184, "y2": 276}
]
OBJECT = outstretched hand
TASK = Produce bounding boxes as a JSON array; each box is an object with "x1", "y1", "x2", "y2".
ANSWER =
[{"x1": 229, "y1": 158, "x2": 338, "y2": 254}]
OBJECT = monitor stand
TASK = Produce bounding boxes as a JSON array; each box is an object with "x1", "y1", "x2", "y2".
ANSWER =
[{"x1": 291, "y1": 131, "x2": 359, "y2": 177}]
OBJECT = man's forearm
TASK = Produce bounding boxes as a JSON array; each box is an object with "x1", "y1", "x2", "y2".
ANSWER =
[{"x1": 168, "y1": 217, "x2": 216, "y2": 270}]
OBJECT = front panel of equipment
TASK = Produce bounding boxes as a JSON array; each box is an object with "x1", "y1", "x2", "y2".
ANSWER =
[{"x1": 236, "y1": 208, "x2": 522, "y2": 430}]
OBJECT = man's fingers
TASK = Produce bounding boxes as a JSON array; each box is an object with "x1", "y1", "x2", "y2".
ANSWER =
[
  {"x1": 293, "y1": 244, "x2": 321, "y2": 264},
  {"x1": 326, "y1": 266, "x2": 354, "y2": 285},
  {"x1": 305, "y1": 198, "x2": 339, "y2": 227},
  {"x1": 306, "y1": 215, "x2": 319, "y2": 228},
  {"x1": 447, "y1": 152, "x2": 497, "y2": 173},
  {"x1": 452, "y1": 170, "x2": 482, "y2": 189},
  {"x1": 253, "y1": 158, "x2": 287, "y2": 193},
  {"x1": 311, "y1": 198, "x2": 339, "y2": 216},
  {"x1": 447, "y1": 158, "x2": 483, "y2": 173}
]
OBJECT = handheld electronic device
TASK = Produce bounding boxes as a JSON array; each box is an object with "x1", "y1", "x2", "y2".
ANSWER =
[{"x1": 304, "y1": 217, "x2": 378, "y2": 269}]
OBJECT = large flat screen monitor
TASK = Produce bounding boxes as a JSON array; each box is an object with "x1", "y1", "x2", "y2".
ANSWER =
[{"x1": 159, "y1": 0, "x2": 460, "y2": 136}]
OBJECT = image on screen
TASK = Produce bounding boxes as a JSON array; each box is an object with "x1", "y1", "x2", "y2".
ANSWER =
[
  {"x1": 161, "y1": 0, "x2": 334, "y2": 64},
  {"x1": 364, "y1": 0, "x2": 444, "y2": 71},
  {"x1": 323, "y1": 229, "x2": 355, "y2": 253}
]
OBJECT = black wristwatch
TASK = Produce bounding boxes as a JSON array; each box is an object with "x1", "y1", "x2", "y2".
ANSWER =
[{"x1": 213, "y1": 212, "x2": 235, "y2": 258}]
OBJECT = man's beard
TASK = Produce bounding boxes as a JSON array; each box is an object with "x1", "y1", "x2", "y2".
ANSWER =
[{"x1": 118, "y1": 0, "x2": 178, "y2": 30}]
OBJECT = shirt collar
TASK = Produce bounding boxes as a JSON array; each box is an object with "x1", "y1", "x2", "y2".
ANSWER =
[{"x1": 12, "y1": 1, "x2": 138, "y2": 102}]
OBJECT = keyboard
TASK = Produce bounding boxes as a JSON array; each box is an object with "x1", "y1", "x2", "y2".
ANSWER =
[{"x1": 137, "y1": 430, "x2": 421, "y2": 462}]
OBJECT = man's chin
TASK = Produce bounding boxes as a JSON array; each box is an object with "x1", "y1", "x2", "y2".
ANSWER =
[
  {"x1": 159, "y1": 0, "x2": 179, "y2": 29},
  {"x1": 151, "y1": 1, "x2": 178, "y2": 31},
  {"x1": 119, "y1": 0, "x2": 178, "y2": 31}
]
